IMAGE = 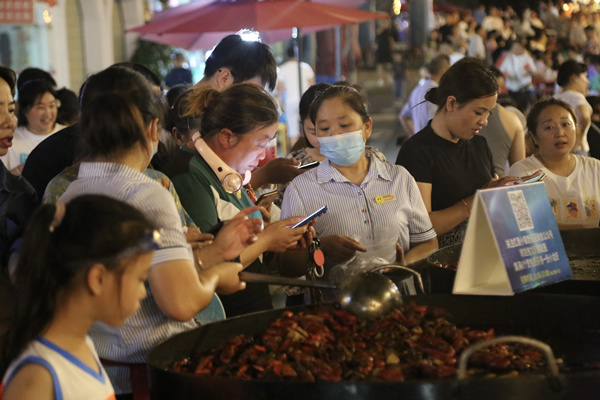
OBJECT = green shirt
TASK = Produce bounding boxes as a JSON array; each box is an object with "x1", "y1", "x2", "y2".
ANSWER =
[
  {"x1": 169, "y1": 147, "x2": 261, "y2": 232},
  {"x1": 166, "y1": 147, "x2": 272, "y2": 317}
]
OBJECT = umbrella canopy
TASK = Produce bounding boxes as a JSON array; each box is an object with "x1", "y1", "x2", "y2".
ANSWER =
[
  {"x1": 400, "y1": 1, "x2": 468, "y2": 14},
  {"x1": 128, "y1": 0, "x2": 386, "y2": 36},
  {"x1": 137, "y1": 25, "x2": 333, "y2": 51}
]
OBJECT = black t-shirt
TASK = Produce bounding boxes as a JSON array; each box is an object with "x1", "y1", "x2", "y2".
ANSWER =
[
  {"x1": 21, "y1": 124, "x2": 78, "y2": 201},
  {"x1": 395, "y1": 122, "x2": 495, "y2": 211},
  {"x1": 165, "y1": 68, "x2": 193, "y2": 88}
]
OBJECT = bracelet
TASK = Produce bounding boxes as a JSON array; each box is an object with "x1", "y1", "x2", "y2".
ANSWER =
[{"x1": 461, "y1": 198, "x2": 471, "y2": 216}]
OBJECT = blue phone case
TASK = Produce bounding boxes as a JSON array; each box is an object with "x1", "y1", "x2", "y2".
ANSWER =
[{"x1": 292, "y1": 205, "x2": 328, "y2": 228}]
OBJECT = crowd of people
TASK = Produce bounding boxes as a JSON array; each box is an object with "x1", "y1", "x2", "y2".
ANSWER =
[{"x1": 1, "y1": 1, "x2": 600, "y2": 398}]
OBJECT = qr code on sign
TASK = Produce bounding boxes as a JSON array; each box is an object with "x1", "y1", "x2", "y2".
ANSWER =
[{"x1": 508, "y1": 190, "x2": 534, "y2": 231}]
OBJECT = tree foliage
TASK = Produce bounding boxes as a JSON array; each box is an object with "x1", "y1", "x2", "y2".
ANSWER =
[{"x1": 130, "y1": 39, "x2": 174, "y2": 82}]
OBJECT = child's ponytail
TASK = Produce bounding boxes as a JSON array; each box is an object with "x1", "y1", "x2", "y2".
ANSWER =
[{"x1": 1, "y1": 203, "x2": 65, "y2": 374}]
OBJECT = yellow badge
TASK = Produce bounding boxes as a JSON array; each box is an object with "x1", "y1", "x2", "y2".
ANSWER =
[
  {"x1": 375, "y1": 194, "x2": 396, "y2": 204},
  {"x1": 236, "y1": 190, "x2": 242, "y2": 199}
]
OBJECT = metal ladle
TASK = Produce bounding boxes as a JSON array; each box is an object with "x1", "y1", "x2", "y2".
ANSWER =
[{"x1": 239, "y1": 265, "x2": 423, "y2": 320}]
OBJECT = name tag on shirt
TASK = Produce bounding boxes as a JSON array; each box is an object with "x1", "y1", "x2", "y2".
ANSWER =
[{"x1": 375, "y1": 194, "x2": 396, "y2": 204}]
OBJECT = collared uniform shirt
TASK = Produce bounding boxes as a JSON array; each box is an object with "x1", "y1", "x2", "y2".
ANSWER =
[{"x1": 281, "y1": 156, "x2": 436, "y2": 256}]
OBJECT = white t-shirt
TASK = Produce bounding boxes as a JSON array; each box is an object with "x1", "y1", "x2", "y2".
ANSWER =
[
  {"x1": 499, "y1": 53, "x2": 536, "y2": 92},
  {"x1": 467, "y1": 34, "x2": 485, "y2": 60},
  {"x1": 554, "y1": 89, "x2": 593, "y2": 153},
  {"x1": 508, "y1": 155, "x2": 600, "y2": 227},
  {"x1": 278, "y1": 60, "x2": 315, "y2": 140},
  {"x1": 0, "y1": 124, "x2": 65, "y2": 170}
]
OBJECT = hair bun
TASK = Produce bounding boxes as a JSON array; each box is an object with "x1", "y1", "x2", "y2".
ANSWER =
[
  {"x1": 424, "y1": 87, "x2": 439, "y2": 104},
  {"x1": 185, "y1": 86, "x2": 220, "y2": 118}
]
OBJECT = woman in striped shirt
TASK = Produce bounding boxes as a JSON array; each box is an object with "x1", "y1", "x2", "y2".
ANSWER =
[{"x1": 58, "y1": 67, "x2": 260, "y2": 398}]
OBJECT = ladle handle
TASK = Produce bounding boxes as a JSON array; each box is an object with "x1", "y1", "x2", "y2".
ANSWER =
[
  {"x1": 239, "y1": 272, "x2": 337, "y2": 290},
  {"x1": 370, "y1": 265, "x2": 426, "y2": 294}
]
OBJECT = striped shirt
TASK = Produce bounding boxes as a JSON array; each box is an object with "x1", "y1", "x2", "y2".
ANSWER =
[
  {"x1": 59, "y1": 162, "x2": 197, "y2": 394},
  {"x1": 281, "y1": 156, "x2": 436, "y2": 256}
]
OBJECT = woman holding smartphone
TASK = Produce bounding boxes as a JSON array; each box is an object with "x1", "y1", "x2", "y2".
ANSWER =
[
  {"x1": 275, "y1": 83, "x2": 387, "y2": 207},
  {"x1": 508, "y1": 98, "x2": 600, "y2": 229},
  {"x1": 280, "y1": 84, "x2": 438, "y2": 279},
  {"x1": 396, "y1": 58, "x2": 519, "y2": 247},
  {"x1": 58, "y1": 67, "x2": 255, "y2": 398},
  {"x1": 164, "y1": 83, "x2": 309, "y2": 317}
]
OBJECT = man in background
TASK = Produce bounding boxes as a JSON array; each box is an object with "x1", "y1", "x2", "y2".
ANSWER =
[
  {"x1": 165, "y1": 53, "x2": 193, "y2": 89},
  {"x1": 399, "y1": 55, "x2": 451, "y2": 135}
]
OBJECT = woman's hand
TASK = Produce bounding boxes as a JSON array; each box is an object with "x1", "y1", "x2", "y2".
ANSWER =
[
  {"x1": 396, "y1": 243, "x2": 406, "y2": 266},
  {"x1": 288, "y1": 222, "x2": 316, "y2": 250},
  {"x1": 185, "y1": 228, "x2": 215, "y2": 250},
  {"x1": 212, "y1": 206, "x2": 263, "y2": 260},
  {"x1": 259, "y1": 217, "x2": 307, "y2": 252},
  {"x1": 482, "y1": 173, "x2": 520, "y2": 188},
  {"x1": 208, "y1": 262, "x2": 246, "y2": 295},
  {"x1": 258, "y1": 206, "x2": 271, "y2": 224},
  {"x1": 250, "y1": 158, "x2": 303, "y2": 188},
  {"x1": 320, "y1": 235, "x2": 367, "y2": 263},
  {"x1": 517, "y1": 170, "x2": 543, "y2": 183}
]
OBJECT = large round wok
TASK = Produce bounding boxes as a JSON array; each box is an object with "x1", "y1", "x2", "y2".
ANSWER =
[
  {"x1": 415, "y1": 228, "x2": 600, "y2": 295},
  {"x1": 148, "y1": 293, "x2": 600, "y2": 400}
]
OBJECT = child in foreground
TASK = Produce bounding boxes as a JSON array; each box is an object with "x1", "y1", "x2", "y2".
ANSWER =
[{"x1": 0, "y1": 194, "x2": 161, "y2": 399}]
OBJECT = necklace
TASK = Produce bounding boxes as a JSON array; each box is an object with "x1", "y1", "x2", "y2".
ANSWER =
[{"x1": 537, "y1": 153, "x2": 574, "y2": 177}]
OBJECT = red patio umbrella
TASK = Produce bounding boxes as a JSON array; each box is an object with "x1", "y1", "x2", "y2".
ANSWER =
[
  {"x1": 127, "y1": 0, "x2": 386, "y2": 37},
  {"x1": 132, "y1": 0, "x2": 368, "y2": 50},
  {"x1": 127, "y1": 0, "x2": 386, "y2": 94},
  {"x1": 136, "y1": 25, "x2": 334, "y2": 51}
]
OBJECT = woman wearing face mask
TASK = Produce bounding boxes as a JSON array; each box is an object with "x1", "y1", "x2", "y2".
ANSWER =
[
  {"x1": 1, "y1": 80, "x2": 64, "y2": 174},
  {"x1": 280, "y1": 85, "x2": 438, "y2": 277},
  {"x1": 396, "y1": 58, "x2": 519, "y2": 247},
  {"x1": 508, "y1": 98, "x2": 600, "y2": 229},
  {"x1": 275, "y1": 83, "x2": 387, "y2": 207}
]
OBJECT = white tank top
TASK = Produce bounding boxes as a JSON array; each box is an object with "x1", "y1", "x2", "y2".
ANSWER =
[{"x1": 1, "y1": 336, "x2": 115, "y2": 400}]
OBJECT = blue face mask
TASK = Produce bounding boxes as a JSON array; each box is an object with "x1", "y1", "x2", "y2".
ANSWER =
[{"x1": 318, "y1": 130, "x2": 366, "y2": 166}]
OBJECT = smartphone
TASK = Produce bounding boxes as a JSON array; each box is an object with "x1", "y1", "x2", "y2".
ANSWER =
[
  {"x1": 256, "y1": 190, "x2": 278, "y2": 208},
  {"x1": 298, "y1": 161, "x2": 320, "y2": 170},
  {"x1": 291, "y1": 205, "x2": 328, "y2": 228},
  {"x1": 520, "y1": 173, "x2": 547, "y2": 184}
]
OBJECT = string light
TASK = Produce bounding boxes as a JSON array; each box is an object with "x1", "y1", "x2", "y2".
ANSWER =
[
  {"x1": 43, "y1": 9, "x2": 52, "y2": 24},
  {"x1": 238, "y1": 29, "x2": 261, "y2": 42},
  {"x1": 393, "y1": 0, "x2": 401, "y2": 15}
]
